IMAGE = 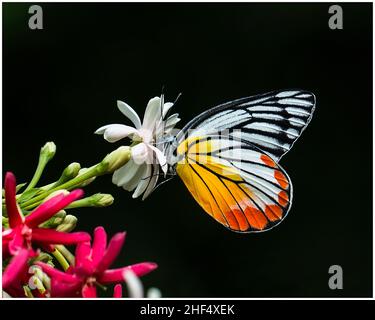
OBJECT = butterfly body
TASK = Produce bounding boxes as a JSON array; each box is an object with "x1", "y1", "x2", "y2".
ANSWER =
[{"x1": 164, "y1": 90, "x2": 315, "y2": 233}]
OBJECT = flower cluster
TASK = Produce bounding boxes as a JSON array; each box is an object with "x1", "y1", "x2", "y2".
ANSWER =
[
  {"x1": 2, "y1": 94, "x2": 176, "y2": 298},
  {"x1": 2, "y1": 172, "x2": 157, "y2": 298}
]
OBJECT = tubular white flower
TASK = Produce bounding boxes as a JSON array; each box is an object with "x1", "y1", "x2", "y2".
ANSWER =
[
  {"x1": 123, "y1": 270, "x2": 144, "y2": 298},
  {"x1": 123, "y1": 269, "x2": 162, "y2": 298},
  {"x1": 95, "y1": 95, "x2": 180, "y2": 199}
]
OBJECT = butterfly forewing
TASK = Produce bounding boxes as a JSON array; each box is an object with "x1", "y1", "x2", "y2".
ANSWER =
[{"x1": 177, "y1": 90, "x2": 315, "y2": 161}]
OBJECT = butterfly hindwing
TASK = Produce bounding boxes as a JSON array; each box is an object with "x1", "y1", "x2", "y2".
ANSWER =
[
  {"x1": 175, "y1": 135, "x2": 292, "y2": 233},
  {"x1": 177, "y1": 90, "x2": 315, "y2": 161}
]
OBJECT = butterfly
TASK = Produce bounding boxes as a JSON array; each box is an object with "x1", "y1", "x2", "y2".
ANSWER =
[{"x1": 158, "y1": 90, "x2": 316, "y2": 233}]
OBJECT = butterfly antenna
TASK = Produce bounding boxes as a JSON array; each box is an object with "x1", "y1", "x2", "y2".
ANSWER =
[{"x1": 163, "y1": 92, "x2": 182, "y2": 121}]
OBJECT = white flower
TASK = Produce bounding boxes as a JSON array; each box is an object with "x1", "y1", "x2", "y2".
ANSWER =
[
  {"x1": 123, "y1": 269, "x2": 162, "y2": 298},
  {"x1": 95, "y1": 96, "x2": 180, "y2": 199}
]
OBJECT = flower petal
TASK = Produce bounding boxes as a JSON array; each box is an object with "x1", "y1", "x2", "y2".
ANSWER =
[
  {"x1": 91, "y1": 227, "x2": 107, "y2": 268},
  {"x1": 142, "y1": 164, "x2": 159, "y2": 200},
  {"x1": 123, "y1": 270, "x2": 144, "y2": 298},
  {"x1": 32, "y1": 229, "x2": 90, "y2": 245},
  {"x1": 4, "y1": 172, "x2": 23, "y2": 228},
  {"x1": 94, "y1": 124, "x2": 112, "y2": 135},
  {"x1": 112, "y1": 159, "x2": 147, "y2": 191},
  {"x1": 2, "y1": 237, "x2": 11, "y2": 258},
  {"x1": 36, "y1": 261, "x2": 78, "y2": 283},
  {"x1": 103, "y1": 124, "x2": 140, "y2": 143},
  {"x1": 165, "y1": 113, "x2": 181, "y2": 130},
  {"x1": 162, "y1": 102, "x2": 174, "y2": 117},
  {"x1": 147, "y1": 145, "x2": 168, "y2": 174},
  {"x1": 75, "y1": 241, "x2": 92, "y2": 273},
  {"x1": 112, "y1": 159, "x2": 133, "y2": 185},
  {"x1": 82, "y1": 283, "x2": 97, "y2": 298},
  {"x1": 113, "y1": 284, "x2": 122, "y2": 298},
  {"x1": 142, "y1": 97, "x2": 162, "y2": 131},
  {"x1": 132, "y1": 163, "x2": 152, "y2": 198},
  {"x1": 25, "y1": 189, "x2": 84, "y2": 228},
  {"x1": 2, "y1": 248, "x2": 29, "y2": 289},
  {"x1": 96, "y1": 232, "x2": 126, "y2": 274},
  {"x1": 50, "y1": 278, "x2": 82, "y2": 297},
  {"x1": 124, "y1": 164, "x2": 148, "y2": 191},
  {"x1": 117, "y1": 100, "x2": 142, "y2": 129},
  {"x1": 8, "y1": 227, "x2": 26, "y2": 255},
  {"x1": 131, "y1": 143, "x2": 149, "y2": 165},
  {"x1": 100, "y1": 262, "x2": 158, "y2": 284}
]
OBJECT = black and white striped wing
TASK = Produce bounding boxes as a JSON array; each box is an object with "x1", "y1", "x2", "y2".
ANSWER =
[{"x1": 178, "y1": 90, "x2": 316, "y2": 162}]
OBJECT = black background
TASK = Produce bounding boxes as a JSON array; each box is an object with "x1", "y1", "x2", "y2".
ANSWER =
[{"x1": 3, "y1": 3, "x2": 372, "y2": 297}]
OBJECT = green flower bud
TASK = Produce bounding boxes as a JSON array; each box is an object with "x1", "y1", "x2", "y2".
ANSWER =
[
  {"x1": 66, "y1": 193, "x2": 114, "y2": 209},
  {"x1": 56, "y1": 215, "x2": 77, "y2": 232},
  {"x1": 23, "y1": 142, "x2": 57, "y2": 194},
  {"x1": 40, "y1": 142, "x2": 56, "y2": 161},
  {"x1": 76, "y1": 168, "x2": 96, "y2": 187},
  {"x1": 101, "y1": 146, "x2": 131, "y2": 174},
  {"x1": 39, "y1": 210, "x2": 66, "y2": 228},
  {"x1": 59, "y1": 162, "x2": 81, "y2": 183},
  {"x1": 91, "y1": 193, "x2": 114, "y2": 207}
]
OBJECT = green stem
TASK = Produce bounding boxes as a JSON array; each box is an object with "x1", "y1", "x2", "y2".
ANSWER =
[
  {"x1": 55, "y1": 245, "x2": 75, "y2": 266},
  {"x1": 52, "y1": 248, "x2": 70, "y2": 271},
  {"x1": 21, "y1": 164, "x2": 102, "y2": 210},
  {"x1": 23, "y1": 156, "x2": 49, "y2": 193}
]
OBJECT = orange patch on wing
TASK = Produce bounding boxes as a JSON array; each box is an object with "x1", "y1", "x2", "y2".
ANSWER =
[
  {"x1": 260, "y1": 154, "x2": 276, "y2": 168},
  {"x1": 265, "y1": 205, "x2": 283, "y2": 221},
  {"x1": 274, "y1": 170, "x2": 289, "y2": 189},
  {"x1": 230, "y1": 208, "x2": 250, "y2": 232},
  {"x1": 193, "y1": 163, "x2": 241, "y2": 230},
  {"x1": 221, "y1": 180, "x2": 250, "y2": 231},
  {"x1": 278, "y1": 191, "x2": 289, "y2": 207},
  {"x1": 223, "y1": 210, "x2": 240, "y2": 230},
  {"x1": 244, "y1": 207, "x2": 268, "y2": 230}
]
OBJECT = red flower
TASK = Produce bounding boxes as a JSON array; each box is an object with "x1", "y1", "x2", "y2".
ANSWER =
[
  {"x1": 2, "y1": 172, "x2": 91, "y2": 290},
  {"x1": 2, "y1": 248, "x2": 30, "y2": 293},
  {"x1": 3, "y1": 172, "x2": 90, "y2": 256},
  {"x1": 37, "y1": 226, "x2": 158, "y2": 297}
]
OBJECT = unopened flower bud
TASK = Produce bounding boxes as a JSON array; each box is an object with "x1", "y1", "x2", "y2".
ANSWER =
[
  {"x1": 61, "y1": 162, "x2": 81, "y2": 180},
  {"x1": 40, "y1": 142, "x2": 56, "y2": 161},
  {"x1": 56, "y1": 215, "x2": 77, "y2": 232},
  {"x1": 39, "y1": 210, "x2": 66, "y2": 228},
  {"x1": 101, "y1": 146, "x2": 131, "y2": 174},
  {"x1": 91, "y1": 193, "x2": 114, "y2": 207},
  {"x1": 76, "y1": 168, "x2": 96, "y2": 187},
  {"x1": 66, "y1": 193, "x2": 114, "y2": 209}
]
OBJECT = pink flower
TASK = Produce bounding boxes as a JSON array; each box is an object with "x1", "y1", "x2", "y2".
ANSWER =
[
  {"x1": 2, "y1": 172, "x2": 91, "y2": 290},
  {"x1": 113, "y1": 284, "x2": 123, "y2": 298},
  {"x1": 37, "y1": 226, "x2": 158, "y2": 298},
  {"x1": 2, "y1": 248, "x2": 30, "y2": 292}
]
